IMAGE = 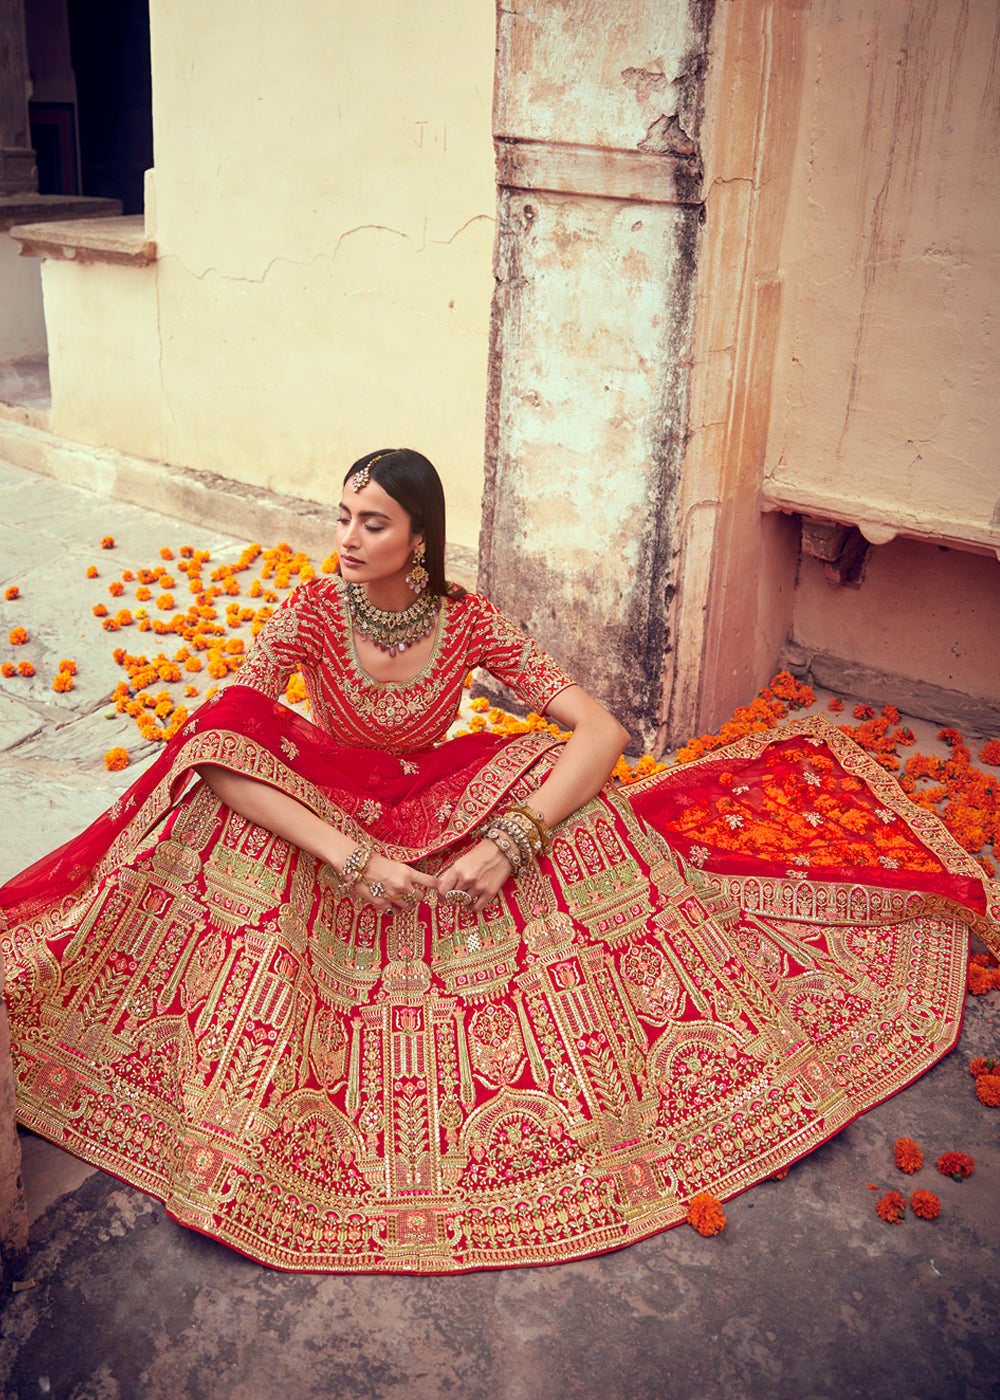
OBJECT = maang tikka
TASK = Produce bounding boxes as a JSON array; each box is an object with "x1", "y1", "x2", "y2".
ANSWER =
[
  {"x1": 352, "y1": 451, "x2": 394, "y2": 492},
  {"x1": 406, "y1": 549, "x2": 429, "y2": 594}
]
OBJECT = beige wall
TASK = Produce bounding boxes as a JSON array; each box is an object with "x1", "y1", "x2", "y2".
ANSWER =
[
  {"x1": 44, "y1": 0, "x2": 496, "y2": 551},
  {"x1": 767, "y1": 2, "x2": 1000, "y2": 550}
]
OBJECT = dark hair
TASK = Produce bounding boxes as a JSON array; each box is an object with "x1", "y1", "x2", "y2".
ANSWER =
[{"x1": 343, "y1": 448, "x2": 450, "y2": 596}]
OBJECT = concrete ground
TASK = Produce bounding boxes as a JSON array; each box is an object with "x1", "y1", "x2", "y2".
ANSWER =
[{"x1": 1, "y1": 461, "x2": 999, "y2": 1400}]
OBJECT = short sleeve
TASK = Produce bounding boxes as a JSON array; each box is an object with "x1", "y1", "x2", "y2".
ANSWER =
[
  {"x1": 237, "y1": 581, "x2": 325, "y2": 701},
  {"x1": 468, "y1": 596, "x2": 576, "y2": 713}
]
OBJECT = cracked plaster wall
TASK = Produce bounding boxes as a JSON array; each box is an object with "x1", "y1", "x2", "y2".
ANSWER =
[
  {"x1": 765, "y1": 1, "x2": 1000, "y2": 702},
  {"x1": 42, "y1": 0, "x2": 496, "y2": 551}
]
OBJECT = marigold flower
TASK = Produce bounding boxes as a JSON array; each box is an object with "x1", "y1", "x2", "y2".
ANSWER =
[
  {"x1": 225, "y1": 638, "x2": 244, "y2": 654},
  {"x1": 121, "y1": 570, "x2": 135, "y2": 582},
  {"x1": 86, "y1": 565, "x2": 98, "y2": 578},
  {"x1": 827, "y1": 697, "x2": 844, "y2": 712},
  {"x1": 936, "y1": 1151, "x2": 974, "y2": 1181},
  {"x1": 159, "y1": 574, "x2": 175, "y2": 589},
  {"x1": 881, "y1": 704, "x2": 901, "y2": 724},
  {"x1": 686, "y1": 1192, "x2": 726, "y2": 1237},
  {"x1": 104, "y1": 747, "x2": 129, "y2": 772},
  {"x1": 101, "y1": 536, "x2": 115, "y2": 549},
  {"x1": 102, "y1": 618, "x2": 120, "y2": 631},
  {"x1": 893, "y1": 1137, "x2": 923, "y2": 1173},
  {"x1": 160, "y1": 546, "x2": 174, "y2": 560},
  {"x1": 52, "y1": 671, "x2": 74, "y2": 692},
  {"x1": 17, "y1": 660, "x2": 34, "y2": 677},
  {"x1": 909, "y1": 1190, "x2": 940, "y2": 1220},
  {"x1": 157, "y1": 592, "x2": 175, "y2": 610},
  {"x1": 184, "y1": 684, "x2": 198, "y2": 697},
  {"x1": 876, "y1": 1189, "x2": 906, "y2": 1223},
  {"x1": 969, "y1": 1056, "x2": 996, "y2": 1078},
  {"x1": 58, "y1": 659, "x2": 77, "y2": 675},
  {"x1": 470, "y1": 697, "x2": 489, "y2": 713},
  {"x1": 184, "y1": 656, "x2": 202, "y2": 672},
  {"x1": 4, "y1": 585, "x2": 19, "y2": 601},
  {"x1": 975, "y1": 1074, "x2": 1000, "y2": 1107},
  {"x1": 0, "y1": 663, "x2": 14, "y2": 678},
  {"x1": 108, "y1": 581, "x2": 125, "y2": 597},
  {"x1": 135, "y1": 586, "x2": 151, "y2": 602},
  {"x1": 853, "y1": 704, "x2": 875, "y2": 720},
  {"x1": 180, "y1": 545, "x2": 194, "y2": 558},
  {"x1": 8, "y1": 626, "x2": 28, "y2": 645},
  {"x1": 968, "y1": 963, "x2": 998, "y2": 996}
]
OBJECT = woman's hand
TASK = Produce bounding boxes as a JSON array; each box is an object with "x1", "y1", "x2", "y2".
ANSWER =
[
  {"x1": 353, "y1": 852, "x2": 438, "y2": 913},
  {"x1": 438, "y1": 839, "x2": 514, "y2": 914}
]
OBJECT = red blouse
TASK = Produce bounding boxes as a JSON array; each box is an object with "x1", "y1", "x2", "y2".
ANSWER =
[{"x1": 237, "y1": 576, "x2": 575, "y2": 754}]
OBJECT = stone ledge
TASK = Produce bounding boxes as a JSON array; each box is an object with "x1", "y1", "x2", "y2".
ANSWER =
[
  {"x1": 10, "y1": 214, "x2": 154, "y2": 266},
  {"x1": 0, "y1": 416, "x2": 478, "y2": 589},
  {"x1": 764, "y1": 485, "x2": 1000, "y2": 560},
  {"x1": 0, "y1": 193, "x2": 121, "y2": 233},
  {"x1": 496, "y1": 138, "x2": 703, "y2": 206},
  {"x1": 779, "y1": 643, "x2": 1000, "y2": 737}
]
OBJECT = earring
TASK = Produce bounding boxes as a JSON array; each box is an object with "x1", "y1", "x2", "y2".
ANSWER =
[{"x1": 406, "y1": 550, "x2": 429, "y2": 594}]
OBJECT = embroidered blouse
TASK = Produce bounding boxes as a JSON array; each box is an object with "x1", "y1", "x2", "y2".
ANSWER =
[{"x1": 237, "y1": 576, "x2": 575, "y2": 754}]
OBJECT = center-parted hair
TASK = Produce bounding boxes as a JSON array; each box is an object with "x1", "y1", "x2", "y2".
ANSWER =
[{"x1": 343, "y1": 448, "x2": 450, "y2": 597}]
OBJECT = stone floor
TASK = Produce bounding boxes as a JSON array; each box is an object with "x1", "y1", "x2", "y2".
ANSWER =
[{"x1": 1, "y1": 461, "x2": 999, "y2": 1399}]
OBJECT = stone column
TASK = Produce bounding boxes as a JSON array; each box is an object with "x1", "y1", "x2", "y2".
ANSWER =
[
  {"x1": 480, "y1": 0, "x2": 712, "y2": 752},
  {"x1": 0, "y1": 0, "x2": 38, "y2": 193}
]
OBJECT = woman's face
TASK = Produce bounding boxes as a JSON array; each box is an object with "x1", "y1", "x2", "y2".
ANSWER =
[{"x1": 337, "y1": 479, "x2": 423, "y2": 588}]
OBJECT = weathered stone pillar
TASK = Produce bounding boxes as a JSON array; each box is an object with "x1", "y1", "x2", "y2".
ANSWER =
[
  {"x1": 480, "y1": 1, "x2": 712, "y2": 752},
  {"x1": 0, "y1": 0, "x2": 37, "y2": 194}
]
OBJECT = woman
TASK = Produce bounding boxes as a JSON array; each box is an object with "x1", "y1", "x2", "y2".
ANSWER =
[{"x1": 2, "y1": 449, "x2": 996, "y2": 1275}]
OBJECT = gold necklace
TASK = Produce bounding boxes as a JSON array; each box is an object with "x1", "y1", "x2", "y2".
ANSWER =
[{"x1": 346, "y1": 582, "x2": 440, "y2": 657}]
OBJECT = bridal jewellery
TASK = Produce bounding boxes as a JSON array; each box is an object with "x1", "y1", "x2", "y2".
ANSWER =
[
  {"x1": 352, "y1": 451, "x2": 395, "y2": 492},
  {"x1": 347, "y1": 581, "x2": 439, "y2": 657},
  {"x1": 405, "y1": 549, "x2": 429, "y2": 594}
]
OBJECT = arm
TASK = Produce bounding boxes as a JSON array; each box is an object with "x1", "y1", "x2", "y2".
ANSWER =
[
  {"x1": 439, "y1": 685, "x2": 629, "y2": 911},
  {"x1": 197, "y1": 765, "x2": 438, "y2": 909}
]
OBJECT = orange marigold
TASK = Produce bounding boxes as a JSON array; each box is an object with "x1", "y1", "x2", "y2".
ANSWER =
[
  {"x1": 52, "y1": 671, "x2": 73, "y2": 692},
  {"x1": 893, "y1": 1137, "x2": 923, "y2": 1174},
  {"x1": 17, "y1": 660, "x2": 33, "y2": 677},
  {"x1": 975, "y1": 1074, "x2": 1000, "y2": 1107},
  {"x1": 8, "y1": 627, "x2": 28, "y2": 645},
  {"x1": 686, "y1": 1192, "x2": 726, "y2": 1237},
  {"x1": 136, "y1": 586, "x2": 151, "y2": 601},
  {"x1": 853, "y1": 704, "x2": 875, "y2": 720},
  {"x1": 876, "y1": 1190, "x2": 906, "y2": 1224},
  {"x1": 58, "y1": 659, "x2": 77, "y2": 675},
  {"x1": 827, "y1": 697, "x2": 844, "y2": 712},
  {"x1": 101, "y1": 535, "x2": 115, "y2": 549},
  {"x1": 969, "y1": 1056, "x2": 996, "y2": 1078},
  {"x1": 104, "y1": 747, "x2": 130, "y2": 772},
  {"x1": 909, "y1": 1190, "x2": 940, "y2": 1220},
  {"x1": 157, "y1": 593, "x2": 175, "y2": 610},
  {"x1": 108, "y1": 581, "x2": 125, "y2": 597},
  {"x1": 967, "y1": 963, "x2": 998, "y2": 996},
  {"x1": 160, "y1": 546, "x2": 174, "y2": 560},
  {"x1": 86, "y1": 565, "x2": 98, "y2": 578},
  {"x1": 881, "y1": 704, "x2": 901, "y2": 724},
  {"x1": 4, "y1": 585, "x2": 19, "y2": 600},
  {"x1": 0, "y1": 663, "x2": 14, "y2": 678},
  {"x1": 184, "y1": 684, "x2": 198, "y2": 697},
  {"x1": 979, "y1": 738, "x2": 1000, "y2": 766},
  {"x1": 936, "y1": 1151, "x2": 974, "y2": 1181}
]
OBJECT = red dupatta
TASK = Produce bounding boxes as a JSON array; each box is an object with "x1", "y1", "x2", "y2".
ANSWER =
[{"x1": 0, "y1": 684, "x2": 563, "y2": 936}]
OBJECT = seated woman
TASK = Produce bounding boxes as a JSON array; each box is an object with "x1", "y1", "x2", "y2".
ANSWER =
[{"x1": 2, "y1": 449, "x2": 996, "y2": 1275}]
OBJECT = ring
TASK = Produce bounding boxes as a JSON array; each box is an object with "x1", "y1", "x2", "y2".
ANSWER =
[
  {"x1": 400, "y1": 887, "x2": 422, "y2": 908},
  {"x1": 444, "y1": 889, "x2": 473, "y2": 907},
  {"x1": 368, "y1": 880, "x2": 386, "y2": 899}
]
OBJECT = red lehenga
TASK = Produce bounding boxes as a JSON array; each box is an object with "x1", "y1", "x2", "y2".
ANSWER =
[{"x1": 2, "y1": 578, "x2": 997, "y2": 1274}]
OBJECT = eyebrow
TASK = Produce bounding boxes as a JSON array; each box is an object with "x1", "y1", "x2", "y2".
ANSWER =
[{"x1": 338, "y1": 502, "x2": 392, "y2": 521}]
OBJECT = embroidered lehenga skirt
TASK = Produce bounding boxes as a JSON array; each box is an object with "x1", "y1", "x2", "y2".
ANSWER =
[{"x1": 2, "y1": 690, "x2": 996, "y2": 1273}]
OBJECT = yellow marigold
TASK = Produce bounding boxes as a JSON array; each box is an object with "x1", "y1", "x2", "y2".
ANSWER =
[
  {"x1": 9, "y1": 627, "x2": 28, "y2": 645},
  {"x1": 893, "y1": 1137, "x2": 923, "y2": 1173},
  {"x1": 104, "y1": 747, "x2": 130, "y2": 772},
  {"x1": 157, "y1": 593, "x2": 175, "y2": 610},
  {"x1": 686, "y1": 1193, "x2": 726, "y2": 1237}
]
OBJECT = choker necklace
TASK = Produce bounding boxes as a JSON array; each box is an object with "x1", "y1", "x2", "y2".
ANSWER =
[{"x1": 347, "y1": 581, "x2": 440, "y2": 657}]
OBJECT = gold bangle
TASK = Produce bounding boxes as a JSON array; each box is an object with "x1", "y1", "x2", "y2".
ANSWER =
[
  {"x1": 509, "y1": 804, "x2": 552, "y2": 855},
  {"x1": 338, "y1": 839, "x2": 372, "y2": 895}
]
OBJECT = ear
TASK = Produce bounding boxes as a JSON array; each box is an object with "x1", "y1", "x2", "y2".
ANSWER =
[{"x1": 411, "y1": 531, "x2": 426, "y2": 556}]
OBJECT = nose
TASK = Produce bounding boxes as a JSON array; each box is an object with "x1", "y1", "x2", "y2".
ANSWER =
[{"x1": 338, "y1": 518, "x2": 361, "y2": 550}]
